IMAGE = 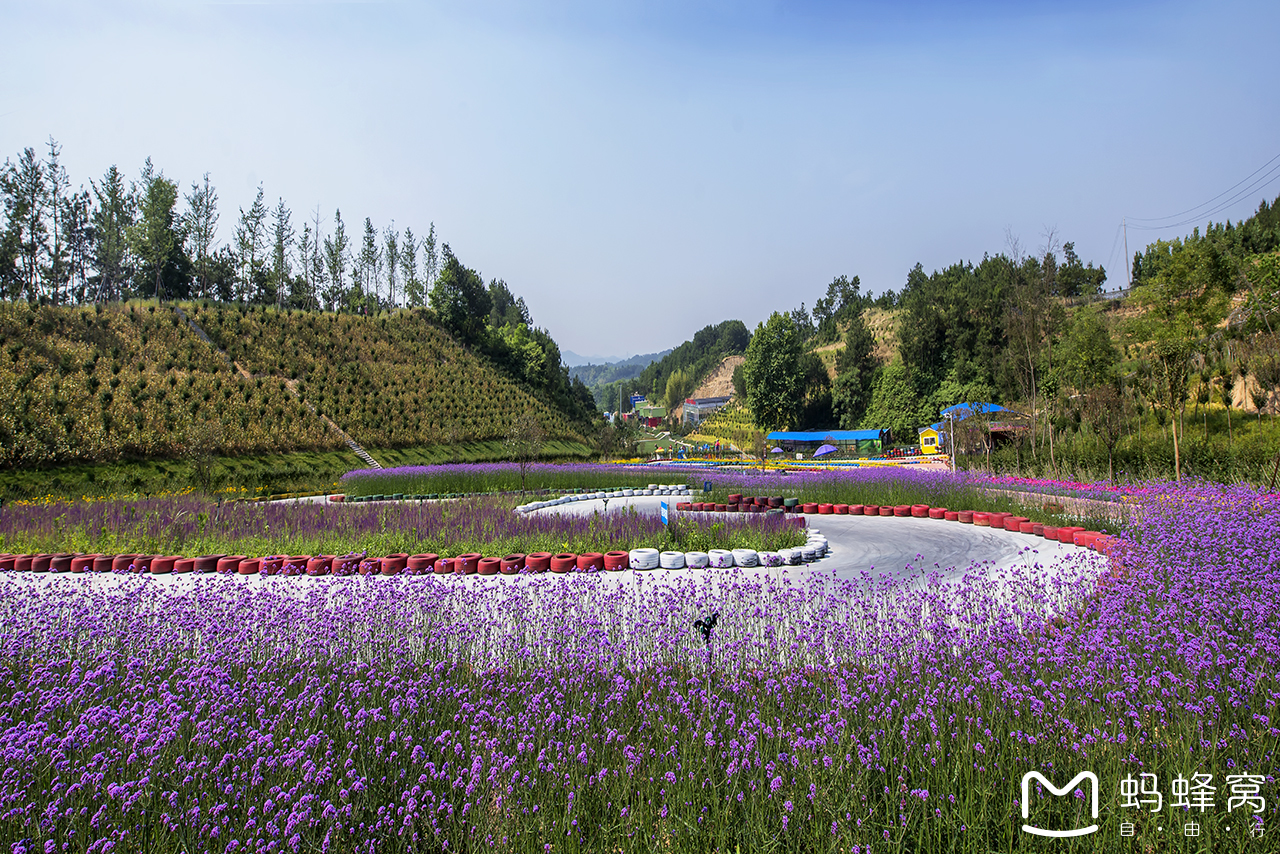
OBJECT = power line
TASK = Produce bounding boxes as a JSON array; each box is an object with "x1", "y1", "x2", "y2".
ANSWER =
[
  {"x1": 1128, "y1": 151, "x2": 1280, "y2": 222},
  {"x1": 1127, "y1": 160, "x2": 1280, "y2": 232}
]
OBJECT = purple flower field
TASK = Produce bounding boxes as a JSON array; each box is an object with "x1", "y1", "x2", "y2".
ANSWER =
[{"x1": 0, "y1": 480, "x2": 1277, "y2": 852}]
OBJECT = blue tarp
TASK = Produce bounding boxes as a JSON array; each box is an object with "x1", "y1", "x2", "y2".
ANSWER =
[{"x1": 767, "y1": 430, "x2": 885, "y2": 442}]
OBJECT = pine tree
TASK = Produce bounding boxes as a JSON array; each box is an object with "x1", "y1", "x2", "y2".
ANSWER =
[
  {"x1": 383, "y1": 224, "x2": 399, "y2": 309},
  {"x1": 322, "y1": 209, "x2": 348, "y2": 311},
  {"x1": 44, "y1": 137, "x2": 71, "y2": 304},
  {"x1": 184, "y1": 173, "x2": 219, "y2": 300},
  {"x1": 90, "y1": 165, "x2": 132, "y2": 302},
  {"x1": 235, "y1": 184, "x2": 267, "y2": 302},
  {"x1": 270, "y1": 197, "x2": 294, "y2": 309},
  {"x1": 400, "y1": 226, "x2": 422, "y2": 307}
]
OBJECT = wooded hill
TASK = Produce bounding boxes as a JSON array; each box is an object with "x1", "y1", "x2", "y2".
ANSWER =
[{"x1": 705, "y1": 197, "x2": 1280, "y2": 482}]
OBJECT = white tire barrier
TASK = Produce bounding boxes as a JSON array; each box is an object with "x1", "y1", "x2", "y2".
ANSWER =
[
  {"x1": 684, "y1": 551, "x2": 709, "y2": 569},
  {"x1": 659, "y1": 551, "x2": 686, "y2": 569},
  {"x1": 783, "y1": 548, "x2": 803, "y2": 566},
  {"x1": 731, "y1": 548, "x2": 759, "y2": 568},
  {"x1": 801, "y1": 545, "x2": 818, "y2": 562},
  {"x1": 759, "y1": 551, "x2": 785, "y2": 567},
  {"x1": 708, "y1": 549, "x2": 735, "y2": 568},
  {"x1": 629, "y1": 548, "x2": 660, "y2": 570}
]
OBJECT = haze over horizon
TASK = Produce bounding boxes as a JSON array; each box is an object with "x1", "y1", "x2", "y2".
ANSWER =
[{"x1": 3, "y1": 0, "x2": 1277, "y2": 357}]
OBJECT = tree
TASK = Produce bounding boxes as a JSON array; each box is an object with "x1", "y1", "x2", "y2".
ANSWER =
[
  {"x1": 354, "y1": 217, "x2": 380, "y2": 309},
  {"x1": 422, "y1": 222, "x2": 439, "y2": 291},
  {"x1": 1083, "y1": 383, "x2": 1125, "y2": 483},
  {"x1": 322, "y1": 209, "x2": 348, "y2": 310},
  {"x1": 89, "y1": 165, "x2": 132, "y2": 302},
  {"x1": 831, "y1": 310, "x2": 876, "y2": 428},
  {"x1": 127, "y1": 159, "x2": 184, "y2": 301},
  {"x1": 812, "y1": 274, "x2": 863, "y2": 343},
  {"x1": 383, "y1": 224, "x2": 399, "y2": 309},
  {"x1": 269, "y1": 197, "x2": 294, "y2": 309},
  {"x1": 429, "y1": 244, "x2": 490, "y2": 346},
  {"x1": 505, "y1": 409, "x2": 545, "y2": 494},
  {"x1": 184, "y1": 173, "x2": 219, "y2": 301},
  {"x1": 43, "y1": 137, "x2": 71, "y2": 304},
  {"x1": 235, "y1": 185, "x2": 267, "y2": 302},
  {"x1": 6, "y1": 147, "x2": 46, "y2": 302},
  {"x1": 401, "y1": 226, "x2": 422, "y2": 307},
  {"x1": 742, "y1": 311, "x2": 802, "y2": 433},
  {"x1": 1056, "y1": 307, "x2": 1118, "y2": 393},
  {"x1": 663, "y1": 368, "x2": 696, "y2": 419},
  {"x1": 858, "y1": 360, "x2": 929, "y2": 441}
]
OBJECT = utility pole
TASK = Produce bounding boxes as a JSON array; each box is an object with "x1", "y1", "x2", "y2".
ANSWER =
[{"x1": 1123, "y1": 218, "x2": 1131, "y2": 288}]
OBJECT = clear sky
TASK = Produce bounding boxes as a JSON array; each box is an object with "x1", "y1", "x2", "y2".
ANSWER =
[{"x1": 3, "y1": 0, "x2": 1277, "y2": 359}]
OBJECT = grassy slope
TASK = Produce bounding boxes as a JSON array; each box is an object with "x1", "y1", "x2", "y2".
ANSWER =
[{"x1": 0, "y1": 301, "x2": 596, "y2": 500}]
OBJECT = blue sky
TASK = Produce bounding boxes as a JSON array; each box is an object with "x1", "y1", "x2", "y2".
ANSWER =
[{"x1": 3, "y1": 0, "x2": 1277, "y2": 358}]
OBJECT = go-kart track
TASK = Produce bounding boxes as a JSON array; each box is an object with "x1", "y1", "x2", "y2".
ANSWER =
[{"x1": 14, "y1": 491, "x2": 1105, "y2": 595}]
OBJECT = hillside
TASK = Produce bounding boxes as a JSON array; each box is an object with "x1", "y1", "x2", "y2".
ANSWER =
[
  {"x1": 570, "y1": 349, "x2": 672, "y2": 389},
  {"x1": 0, "y1": 301, "x2": 589, "y2": 469}
]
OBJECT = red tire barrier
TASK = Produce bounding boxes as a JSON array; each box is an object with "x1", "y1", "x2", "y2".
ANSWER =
[
  {"x1": 408, "y1": 553, "x2": 440, "y2": 573},
  {"x1": 1032, "y1": 523, "x2": 1044, "y2": 537},
  {"x1": 71, "y1": 554, "x2": 98, "y2": 573},
  {"x1": 151, "y1": 556, "x2": 179, "y2": 574},
  {"x1": 550, "y1": 553, "x2": 577, "y2": 573},
  {"x1": 1042, "y1": 525, "x2": 1059, "y2": 540},
  {"x1": 1019, "y1": 521, "x2": 1036, "y2": 534},
  {"x1": 525, "y1": 552, "x2": 552, "y2": 573},
  {"x1": 944, "y1": 511, "x2": 959, "y2": 521},
  {"x1": 879, "y1": 506, "x2": 894, "y2": 517},
  {"x1": 455, "y1": 553, "x2": 482, "y2": 575},
  {"x1": 328, "y1": 494, "x2": 345, "y2": 502},
  {"x1": 894, "y1": 505, "x2": 911, "y2": 517},
  {"x1": 818, "y1": 504, "x2": 834, "y2": 514},
  {"x1": 770, "y1": 496, "x2": 784, "y2": 508},
  {"x1": 1093, "y1": 535, "x2": 1120, "y2": 555},
  {"x1": 577, "y1": 552, "x2": 604, "y2": 571},
  {"x1": 803, "y1": 503, "x2": 819, "y2": 514},
  {"x1": 1003, "y1": 517, "x2": 1028, "y2": 530},
  {"x1": 15, "y1": 555, "x2": 34, "y2": 572},
  {"x1": 741, "y1": 496, "x2": 755, "y2": 507},
  {"x1": 1073, "y1": 530, "x2": 1100, "y2": 548},
  {"x1": 755, "y1": 497, "x2": 770, "y2": 507},
  {"x1": 499, "y1": 554, "x2": 524, "y2": 574},
  {"x1": 928, "y1": 507, "x2": 946, "y2": 519},
  {"x1": 973, "y1": 512, "x2": 991, "y2": 526},
  {"x1": 0, "y1": 555, "x2": 16, "y2": 571},
  {"x1": 131, "y1": 555, "x2": 155, "y2": 573},
  {"x1": 309, "y1": 555, "x2": 337, "y2": 576},
  {"x1": 31, "y1": 554, "x2": 53, "y2": 572},
  {"x1": 958, "y1": 511, "x2": 973, "y2": 524},
  {"x1": 1057, "y1": 526, "x2": 1084, "y2": 544},
  {"x1": 217, "y1": 555, "x2": 247, "y2": 574},
  {"x1": 727, "y1": 494, "x2": 742, "y2": 504},
  {"x1": 238, "y1": 558, "x2": 261, "y2": 575},
  {"x1": 110, "y1": 554, "x2": 139, "y2": 572},
  {"x1": 432, "y1": 558, "x2": 453, "y2": 575},
  {"x1": 603, "y1": 551, "x2": 630, "y2": 571},
  {"x1": 194, "y1": 555, "x2": 223, "y2": 573},
  {"x1": 863, "y1": 504, "x2": 879, "y2": 515},
  {"x1": 716, "y1": 504, "x2": 727, "y2": 512},
  {"x1": 89, "y1": 554, "x2": 112, "y2": 572},
  {"x1": 911, "y1": 504, "x2": 929, "y2": 518},
  {"x1": 50, "y1": 553, "x2": 75, "y2": 572},
  {"x1": 381, "y1": 553, "x2": 409, "y2": 575},
  {"x1": 280, "y1": 555, "x2": 308, "y2": 576},
  {"x1": 477, "y1": 557, "x2": 501, "y2": 576},
  {"x1": 676, "y1": 502, "x2": 691, "y2": 511},
  {"x1": 849, "y1": 504, "x2": 864, "y2": 515},
  {"x1": 359, "y1": 557, "x2": 382, "y2": 575},
  {"x1": 261, "y1": 555, "x2": 285, "y2": 576},
  {"x1": 174, "y1": 558, "x2": 195, "y2": 574}
]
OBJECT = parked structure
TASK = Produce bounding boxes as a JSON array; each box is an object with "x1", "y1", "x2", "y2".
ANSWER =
[{"x1": 682, "y1": 396, "x2": 732, "y2": 426}]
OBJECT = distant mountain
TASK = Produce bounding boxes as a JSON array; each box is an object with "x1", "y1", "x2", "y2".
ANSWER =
[
  {"x1": 562, "y1": 350, "x2": 632, "y2": 367},
  {"x1": 569, "y1": 349, "x2": 673, "y2": 387}
]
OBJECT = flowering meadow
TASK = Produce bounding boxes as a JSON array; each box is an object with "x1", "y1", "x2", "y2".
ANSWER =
[
  {"x1": 339, "y1": 463, "x2": 681, "y2": 498},
  {"x1": 0, "y1": 479, "x2": 1277, "y2": 852},
  {"x1": 0, "y1": 495, "x2": 805, "y2": 560}
]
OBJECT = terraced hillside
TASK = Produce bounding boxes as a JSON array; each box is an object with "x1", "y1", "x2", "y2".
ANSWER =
[
  {"x1": 190, "y1": 305, "x2": 583, "y2": 449},
  {"x1": 0, "y1": 301, "x2": 336, "y2": 467},
  {"x1": 0, "y1": 301, "x2": 587, "y2": 470}
]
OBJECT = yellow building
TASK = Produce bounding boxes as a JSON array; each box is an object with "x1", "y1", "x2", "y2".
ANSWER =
[{"x1": 918, "y1": 425, "x2": 942, "y2": 455}]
